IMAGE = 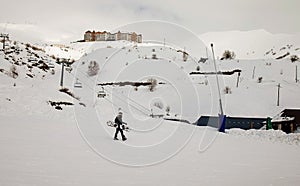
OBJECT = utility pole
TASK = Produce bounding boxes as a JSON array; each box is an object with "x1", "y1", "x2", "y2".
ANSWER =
[
  {"x1": 60, "y1": 58, "x2": 66, "y2": 88},
  {"x1": 211, "y1": 43, "x2": 226, "y2": 133},
  {"x1": 236, "y1": 72, "x2": 241, "y2": 88},
  {"x1": 277, "y1": 83, "x2": 281, "y2": 106},
  {"x1": 252, "y1": 66, "x2": 256, "y2": 79},
  {"x1": 211, "y1": 43, "x2": 223, "y2": 115}
]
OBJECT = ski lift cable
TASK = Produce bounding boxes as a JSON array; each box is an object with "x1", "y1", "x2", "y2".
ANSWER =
[
  {"x1": 69, "y1": 71, "x2": 148, "y2": 115},
  {"x1": 74, "y1": 64, "x2": 202, "y2": 114},
  {"x1": 98, "y1": 83, "x2": 150, "y2": 115},
  {"x1": 102, "y1": 85, "x2": 151, "y2": 113},
  {"x1": 73, "y1": 68, "x2": 150, "y2": 114},
  {"x1": 68, "y1": 70, "x2": 150, "y2": 116},
  {"x1": 103, "y1": 84, "x2": 151, "y2": 112},
  {"x1": 74, "y1": 68, "x2": 151, "y2": 114},
  {"x1": 74, "y1": 67, "x2": 151, "y2": 113},
  {"x1": 101, "y1": 86, "x2": 150, "y2": 115},
  {"x1": 103, "y1": 96, "x2": 142, "y2": 116},
  {"x1": 102, "y1": 96, "x2": 129, "y2": 115}
]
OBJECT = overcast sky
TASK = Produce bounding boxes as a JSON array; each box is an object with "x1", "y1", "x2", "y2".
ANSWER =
[{"x1": 1, "y1": 0, "x2": 299, "y2": 36}]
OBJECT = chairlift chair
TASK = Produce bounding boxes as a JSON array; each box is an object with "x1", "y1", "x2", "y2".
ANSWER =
[
  {"x1": 48, "y1": 63, "x2": 55, "y2": 68},
  {"x1": 65, "y1": 67, "x2": 72, "y2": 73},
  {"x1": 28, "y1": 57, "x2": 37, "y2": 62},
  {"x1": 97, "y1": 87, "x2": 106, "y2": 98},
  {"x1": 74, "y1": 79, "x2": 83, "y2": 88}
]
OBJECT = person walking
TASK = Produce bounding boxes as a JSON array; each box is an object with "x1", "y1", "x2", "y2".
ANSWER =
[{"x1": 114, "y1": 112, "x2": 127, "y2": 141}]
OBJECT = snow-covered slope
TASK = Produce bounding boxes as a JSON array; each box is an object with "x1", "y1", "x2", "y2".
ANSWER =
[
  {"x1": 69, "y1": 42, "x2": 300, "y2": 119},
  {"x1": 1, "y1": 36, "x2": 300, "y2": 185},
  {"x1": 2, "y1": 115, "x2": 300, "y2": 186},
  {"x1": 44, "y1": 40, "x2": 139, "y2": 60},
  {"x1": 1, "y1": 38, "x2": 300, "y2": 122},
  {"x1": 199, "y1": 29, "x2": 300, "y2": 59}
]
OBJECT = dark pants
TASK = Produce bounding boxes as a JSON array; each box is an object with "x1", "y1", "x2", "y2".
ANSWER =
[{"x1": 114, "y1": 127, "x2": 126, "y2": 139}]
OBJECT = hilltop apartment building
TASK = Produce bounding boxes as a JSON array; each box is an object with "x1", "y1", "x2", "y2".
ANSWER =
[{"x1": 84, "y1": 30, "x2": 142, "y2": 43}]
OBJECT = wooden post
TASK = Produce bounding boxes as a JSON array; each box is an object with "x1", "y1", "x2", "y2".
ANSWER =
[
  {"x1": 250, "y1": 122, "x2": 254, "y2": 129},
  {"x1": 290, "y1": 123, "x2": 294, "y2": 133}
]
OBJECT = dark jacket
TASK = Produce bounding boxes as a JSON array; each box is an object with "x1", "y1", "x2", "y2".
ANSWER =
[{"x1": 115, "y1": 117, "x2": 123, "y2": 128}]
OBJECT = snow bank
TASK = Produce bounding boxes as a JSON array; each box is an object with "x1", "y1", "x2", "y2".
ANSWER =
[{"x1": 227, "y1": 128, "x2": 300, "y2": 145}]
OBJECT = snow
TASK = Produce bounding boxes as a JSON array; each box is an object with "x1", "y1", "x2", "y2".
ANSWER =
[
  {"x1": 199, "y1": 29, "x2": 300, "y2": 59},
  {"x1": 227, "y1": 128, "x2": 300, "y2": 145},
  {"x1": 1, "y1": 117, "x2": 300, "y2": 185},
  {"x1": 1, "y1": 26, "x2": 300, "y2": 185},
  {"x1": 271, "y1": 116, "x2": 295, "y2": 123}
]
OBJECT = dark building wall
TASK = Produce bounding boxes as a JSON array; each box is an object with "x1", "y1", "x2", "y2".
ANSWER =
[
  {"x1": 281, "y1": 109, "x2": 300, "y2": 125},
  {"x1": 196, "y1": 116, "x2": 266, "y2": 130}
]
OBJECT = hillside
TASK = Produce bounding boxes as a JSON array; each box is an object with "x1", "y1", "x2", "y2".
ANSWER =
[
  {"x1": 3, "y1": 23, "x2": 300, "y2": 60},
  {"x1": 2, "y1": 39, "x2": 299, "y2": 119},
  {"x1": 1, "y1": 33, "x2": 300, "y2": 185}
]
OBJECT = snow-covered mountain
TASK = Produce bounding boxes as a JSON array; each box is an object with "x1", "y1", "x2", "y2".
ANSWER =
[
  {"x1": 2, "y1": 38, "x2": 299, "y2": 118},
  {"x1": 2, "y1": 23, "x2": 300, "y2": 60},
  {"x1": 199, "y1": 29, "x2": 300, "y2": 59},
  {"x1": 1, "y1": 27, "x2": 300, "y2": 185},
  {"x1": 1, "y1": 26, "x2": 300, "y2": 126}
]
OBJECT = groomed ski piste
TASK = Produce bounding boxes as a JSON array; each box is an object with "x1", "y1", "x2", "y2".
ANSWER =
[{"x1": 1, "y1": 26, "x2": 300, "y2": 185}]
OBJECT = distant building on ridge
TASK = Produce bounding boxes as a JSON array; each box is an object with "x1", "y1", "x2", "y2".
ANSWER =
[{"x1": 84, "y1": 30, "x2": 142, "y2": 43}]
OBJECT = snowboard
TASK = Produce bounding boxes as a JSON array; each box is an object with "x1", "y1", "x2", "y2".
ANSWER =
[{"x1": 106, "y1": 121, "x2": 130, "y2": 132}]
